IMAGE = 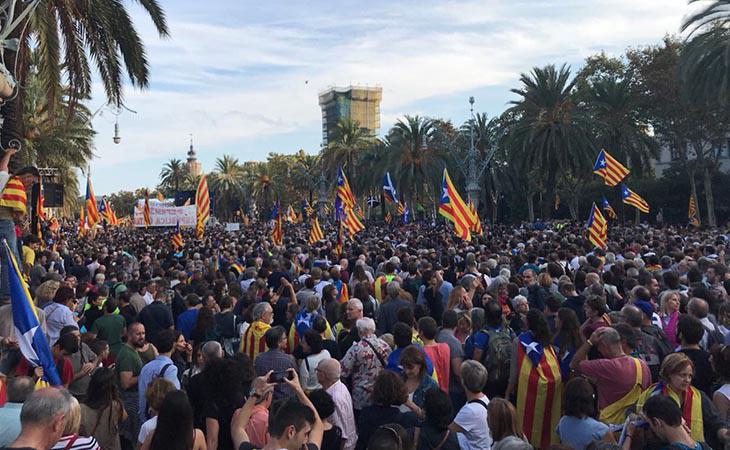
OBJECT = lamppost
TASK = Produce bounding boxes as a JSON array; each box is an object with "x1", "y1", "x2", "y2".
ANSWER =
[
  {"x1": 90, "y1": 103, "x2": 137, "y2": 144},
  {"x1": 433, "y1": 97, "x2": 498, "y2": 211}
]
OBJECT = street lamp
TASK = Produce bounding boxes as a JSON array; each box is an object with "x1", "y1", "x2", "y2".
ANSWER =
[{"x1": 90, "y1": 103, "x2": 137, "y2": 144}]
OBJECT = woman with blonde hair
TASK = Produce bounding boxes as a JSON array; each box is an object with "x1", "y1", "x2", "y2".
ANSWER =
[
  {"x1": 658, "y1": 290, "x2": 681, "y2": 349},
  {"x1": 446, "y1": 286, "x2": 472, "y2": 312},
  {"x1": 35, "y1": 279, "x2": 60, "y2": 308},
  {"x1": 51, "y1": 396, "x2": 101, "y2": 450},
  {"x1": 636, "y1": 352, "x2": 729, "y2": 448}
]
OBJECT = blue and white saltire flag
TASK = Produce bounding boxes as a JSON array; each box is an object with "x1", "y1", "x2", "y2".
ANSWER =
[
  {"x1": 383, "y1": 172, "x2": 400, "y2": 205},
  {"x1": 5, "y1": 240, "x2": 61, "y2": 386}
]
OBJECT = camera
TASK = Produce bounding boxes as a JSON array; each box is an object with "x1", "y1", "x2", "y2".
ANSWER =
[{"x1": 268, "y1": 370, "x2": 294, "y2": 383}]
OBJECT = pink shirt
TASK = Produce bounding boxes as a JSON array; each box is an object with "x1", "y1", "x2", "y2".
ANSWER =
[
  {"x1": 326, "y1": 380, "x2": 357, "y2": 450},
  {"x1": 578, "y1": 356, "x2": 651, "y2": 408},
  {"x1": 244, "y1": 404, "x2": 269, "y2": 448}
]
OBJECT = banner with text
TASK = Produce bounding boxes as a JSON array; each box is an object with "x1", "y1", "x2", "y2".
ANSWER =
[{"x1": 134, "y1": 204, "x2": 197, "y2": 227}]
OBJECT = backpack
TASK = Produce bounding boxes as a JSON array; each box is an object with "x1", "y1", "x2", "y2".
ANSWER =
[{"x1": 482, "y1": 327, "x2": 513, "y2": 384}]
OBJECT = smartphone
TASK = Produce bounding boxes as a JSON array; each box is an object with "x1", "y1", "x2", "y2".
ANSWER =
[{"x1": 268, "y1": 370, "x2": 293, "y2": 383}]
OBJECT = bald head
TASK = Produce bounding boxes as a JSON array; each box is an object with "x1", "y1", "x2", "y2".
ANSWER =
[{"x1": 316, "y1": 358, "x2": 341, "y2": 387}]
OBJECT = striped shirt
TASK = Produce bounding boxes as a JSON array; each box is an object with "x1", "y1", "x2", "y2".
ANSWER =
[{"x1": 52, "y1": 434, "x2": 101, "y2": 450}]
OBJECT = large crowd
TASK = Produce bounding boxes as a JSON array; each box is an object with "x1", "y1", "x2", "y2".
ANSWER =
[{"x1": 2, "y1": 216, "x2": 730, "y2": 450}]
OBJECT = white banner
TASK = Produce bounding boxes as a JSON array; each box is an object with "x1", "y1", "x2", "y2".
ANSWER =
[{"x1": 133, "y1": 204, "x2": 197, "y2": 227}]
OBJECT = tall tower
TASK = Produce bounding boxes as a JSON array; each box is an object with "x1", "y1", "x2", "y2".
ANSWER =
[
  {"x1": 318, "y1": 86, "x2": 382, "y2": 147},
  {"x1": 186, "y1": 134, "x2": 202, "y2": 177}
]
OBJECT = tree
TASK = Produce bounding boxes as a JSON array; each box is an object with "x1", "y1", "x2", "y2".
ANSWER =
[
  {"x1": 288, "y1": 150, "x2": 320, "y2": 204},
  {"x1": 1, "y1": 1, "x2": 169, "y2": 166},
  {"x1": 159, "y1": 158, "x2": 188, "y2": 196},
  {"x1": 679, "y1": 1, "x2": 730, "y2": 107},
  {"x1": 385, "y1": 115, "x2": 446, "y2": 207},
  {"x1": 107, "y1": 190, "x2": 136, "y2": 217},
  {"x1": 583, "y1": 77, "x2": 658, "y2": 177},
  {"x1": 21, "y1": 51, "x2": 95, "y2": 215},
  {"x1": 627, "y1": 38, "x2": 729, "y2": 227},
  {"x1": 320, "y1": 118, "x2": 373, "y2": 180},
  {"x1": 504, "y1": 64, "x2": 596, "y2": 219},
  {"x1": 210, "y1": 155, "x2": 244, "y2": 220}
]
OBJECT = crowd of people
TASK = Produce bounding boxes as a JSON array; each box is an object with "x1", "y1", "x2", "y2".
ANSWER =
[{"x1": 1, "y1": 217, "x2": 730, "y2": 450}]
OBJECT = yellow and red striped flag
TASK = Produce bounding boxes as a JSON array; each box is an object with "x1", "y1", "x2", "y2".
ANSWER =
[
  {"x1": 384, "y1": 211, "x2": 392, "y2": 224},
  {"x1": 689, "y1": 194, "x2": 701, "y2": 228},
  {"x1": 468, "y1": 198, "x2": 483, "y2": 236},
  {"x1": 0, "y1": 177, "x2": 27, "y2": 214},
  {"x1": 195, "y1": 176, "x2": 210, "y2": 238},
  {"x1": 515, "y1": 333, "x2": 562, "y2": 448},
  {"x1": 593, "y1": 149, "x2": 629, "y2": 186},
  {"x1": 438, "y1": 168, "x2": 476, "y2": 241},
  {"x1": 343, "y1": 206, "x2": 364, "y2": 235},
  {"x1": 336, "y1": 167, "x2": 356, "y2": 210},
  {"x1": 308, "y1": 217, "x2": 324, "y2": 245},
  {"x1": 143, "y1": 190, "x2": 151, "y2": 228},
  {"x1": 85, "y1": 176, "x2": 100, "y2": 228},
  {"x1": 271, "y1": 201, "x2": 283, "y2": 246},
  {"x1": 586, "y1": 203, "x2": 607, "y2": 250},
  {"x1": 601, "y1": 196, "x2": 618, "y2": 220},
  {"x1": 78, "y1": 204, "x2": 86, "y2": 236},
  {"x1": 171, "y1": 222, "x2": 183, "y2": 250},
  {"x1": 620, "y1": 184, "x2": 649, "y2": 214}
]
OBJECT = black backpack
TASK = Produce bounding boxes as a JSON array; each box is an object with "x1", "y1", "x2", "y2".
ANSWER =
[{"x1": 482, "y1": 327, "x2": 513, "y2": 384}]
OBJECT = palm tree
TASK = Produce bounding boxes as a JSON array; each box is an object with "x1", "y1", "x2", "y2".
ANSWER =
[
  {"x1": 321, "y1": 117, "x2": 372, "y2": 179},
  {"x1": 679, "y1": 1, "x2": 730, "y2": 106},
  {"x1": 385, "y1": 115, "x2": 446, "y2": 207},
  {"x1": 159, "y1": 159, "x2": 188, "y2": 196},
  {"x1": 505, "y1": 64, "x2": 596, "y2": 219},
  {"x1": 21, "y1": 53, "x2": 95, "y2": 215},
  {"x1": 210, "y1": 155, "x2": 244, "y2": 220},
  {"x1": 584, "y1": 77, "x2": 658, "y2": 176},
  {"x1": 289, "y1": 150, "x2": 321, "y2": 204},
  {"x1": 1, "y1": 1, "x2": 169, "y2": 161}
]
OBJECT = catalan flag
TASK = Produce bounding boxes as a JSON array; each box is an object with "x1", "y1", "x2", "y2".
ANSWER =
[
  {"x1": 143, "y1": 190, "x2": 151, "y2": 228},
  {"x1": 336, "y1": 167, "x2": 356, "y2": 210},
  {"x1": 343, "y1": 205, "x2": 365, "y2": 235},
  {"x1": 308, "y1": 217, "x2": 324, "y2": 244},
  {"x1": 171, "y1": 221, "x2": 183, "y2": 250},
  {"x1": 395, "y1": 202, "x2": 405, "y2": 216},
  {"x1": 0, "y1": 176, "x2": 27, "y2": 214},
  {"x1": 593, "y1": 149, "x2": 629, "y2": 186},
  {"x1": 438, "y1": 168, "x2": 476, "y2": 241},
  {"x1": 468, "y1": 198, "x2": 483, "y2": 235},
  {"x1": 196, "y1": 176, "x2": 210, "y2": 238},
  {"x1": 85, "y1": 176, "x2": 100, "y2": 228},
  {"x1": 156, "y1": 192, "x2": 165, "y2": 202},
  {"x1": 78, "y1": 204, "x2": 86, "y2": 236},
  {"x1": 586, "y1": 203, "x2": 608, "y2": 250},
  {"x1": 689, "y1": 194, "x2": 701, "y2": 228},
  {"x1": 335, "y1": 220, "x2": 344, "y2": 256},
  {"x1": 383, "y1": 172, "x2": 400, "y2": 204},
  {"x1": 271, "y1": 201, "x2": 283, "y2": 246},
  {"x1": 302, "y1": 199, "x2": 314, "y2": 220},
  {"x1": 515, "y1": 331, "x2": 562, "y2": 448},
  {"x1": 621, "y1": 184, "x2": 650, "y2": 214},
  {"x1": 384, "y1": 211, "x2": 392, "y2": 224},
  {"x1": 4, "y1": 240, "x2": 61, "y2": 386},
  {"x1": 601, "y1": 196, "x2": 618, "y2": 220}
]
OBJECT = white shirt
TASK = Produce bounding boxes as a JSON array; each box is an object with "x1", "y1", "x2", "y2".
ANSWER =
[
  {"x1": 326, "y1": 381, "x2": 357, "y2": 450},
  {"x1": 138, "y1": 416, "x2": 157, "y2": 444},
  {"x1": 299, "y1": 350, "x2": 330, "y2": 391},
  {"x1": 454, "y1": 395, "x2": 493, "y2": 450},
  {"x1": 314, "y1": 280, "x2": 331, "y2": 298},
  {"x1": 143, "y1": 292, "x2": 154, "y2": 306}
]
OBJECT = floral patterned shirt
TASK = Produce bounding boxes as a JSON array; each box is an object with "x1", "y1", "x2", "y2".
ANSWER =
[{"x1": 340, "y1": 335, "x2": 391, "y2": 410}]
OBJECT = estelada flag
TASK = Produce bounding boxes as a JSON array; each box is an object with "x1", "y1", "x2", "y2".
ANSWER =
[
  {"x1": 621, "y1": 184, "x2": 650, "y2": 214},
  {"x1": 85, "y1": 176, "x2": 100, "y2": 227},
  {"x1": 515, "y1": 331, "x2": 562, "y2": 449},
  {"x1": 688, "y1": 195, "x2": 701, "y2": 228},
  {"x1": 586, "y1": 203, "x2": 608, "y2": 250},
  {"x1": 239, "y1": 321, "x2": 271, "y2": 361},
  {"x1": 593, "y1": 149, "x2": 629, "y2": 186},
  {"x1": 438, "y1": 168, "x2": 475, "y2": 241}
]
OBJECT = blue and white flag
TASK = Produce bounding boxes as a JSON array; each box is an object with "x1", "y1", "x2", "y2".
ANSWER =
[
  {"x1": 383, "y1": 172, "x2": 400, "y2": 204},
  {"x1": 5, "y1": 240, "x2": 61, "y2": 386},
  {"x1": 403, "y1": 203, "x2": 410, "y2": 224}
]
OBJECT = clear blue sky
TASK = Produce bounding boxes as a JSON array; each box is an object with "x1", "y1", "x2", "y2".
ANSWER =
[{"x1": 87, "y1": 0, "x2": 690, "y2": 195}]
